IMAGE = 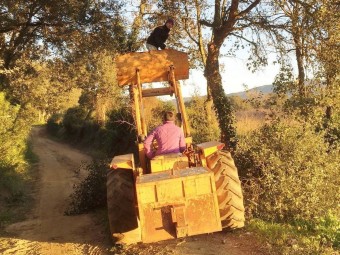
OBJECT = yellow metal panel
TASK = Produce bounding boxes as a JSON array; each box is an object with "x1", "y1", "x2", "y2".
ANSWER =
[
  {"x1": 171, "y1": 205, "x2": 187, "y2": 238},
  {"x1": 142, "y1": 87, "x2": 174, "y2": 97},
  {"x1": 138, "y1": 143, "x2": 146, "y2": 174},
  {"x1": 150, "y1": 158, "x2": 164, "y2": 172},
  {"x1": 156, "y1": 181, "x2": 183, "y2": 202},
  {"x1": 115, "y1": 49, "x2": 189, "y2": 86},
  {"x1": 136, "y1": 167, "x2": 222, "y2": 243},
  {"x1": 150, "y1": 154, "x2": 189, "y2": 173},
  {"x1": 186, "y1": 195, "x2": 221, "y2": 235},
  {"x1": 138, "y1": 185, "x2": 156, "y2": 204},
  {"x1": 185, "y1": 136, "x2": 192, "y2": 144},
  {"x1": 110, "y1": 153, "x2": 134, "y2": 169},
  {"x1": 173, "y1": 160, "x2": 189, "y2": 170},
  {"x1": 140, "y1": 205, "x2": 176, "y2": 242},
  {"x1": 200, "y1": 157, "x2": 207, "y2": 167},
  {"x1": 183, "y1": 179, "x2": 197, "y2": 197},
  {"x1": 195, "y1": 176, "x2": 212, "y2": 195},
  {"x1": 197, "y1": 141, "x2": 225, "y2": 158}
]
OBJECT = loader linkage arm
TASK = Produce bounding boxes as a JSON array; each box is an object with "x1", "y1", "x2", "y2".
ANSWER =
[{"x1": 114, "y1": 49, "x2": 192, "y2": 174}]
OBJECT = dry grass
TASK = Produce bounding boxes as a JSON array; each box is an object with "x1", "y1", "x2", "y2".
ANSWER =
[{"x1": 235, "y1": 109, "x2": 268, "y2": 135}]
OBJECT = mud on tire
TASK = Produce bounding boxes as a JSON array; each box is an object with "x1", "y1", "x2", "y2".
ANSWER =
[
  {"x1": 206, "y1": 150, "x2": 245, "y2": 229},
  {"x1": 106, "y1": 169, "x2": 138, "y2": 242}
]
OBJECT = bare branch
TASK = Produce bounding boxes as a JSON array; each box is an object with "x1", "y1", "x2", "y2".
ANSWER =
[
  {"x1": 114, "y1": 120, "x2": 136, "y2": 129},
  {"x1": 183, "y1": 3, "x2": 199, "y2": 45},
  {"x1": 199, "y1": 19, "x2": 214, "y2": 27},
  {"x1": 230, "y1": 32, "x2": 258, "y2": 48},
  {"x1": 237, "y1": 0, "x2": 261, "y2": 18}
]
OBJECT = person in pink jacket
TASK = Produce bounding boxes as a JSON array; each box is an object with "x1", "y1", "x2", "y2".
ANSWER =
[{"x1": 144, "y1": 111, "x2": 186, "y2": 159}]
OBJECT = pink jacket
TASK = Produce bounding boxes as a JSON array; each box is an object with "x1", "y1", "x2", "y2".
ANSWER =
[{"x1": 144, "y1": 121, "x2": 186, "y2": 159}]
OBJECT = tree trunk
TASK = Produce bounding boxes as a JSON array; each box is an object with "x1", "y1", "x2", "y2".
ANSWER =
[
  {"x1": 205, "y1": 87, "x2": 215, "y2": 140},
  {"x1": 291, "y1": 6, "x2": 306, "y2": 99},
  {"x1": 205, "y1": 42, "x2": 237, "y2": 150},
  {"x1": 292, "y1": 32, "x2": 306, "y2": 98}
]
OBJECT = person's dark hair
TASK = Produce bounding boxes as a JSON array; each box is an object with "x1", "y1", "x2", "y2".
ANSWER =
[
  {"x1": 165, "y1": 18, "x2": 174, "y2": 26},
  {"x1": 163, "y1": 111, "x2": 175, "y2": 122}
]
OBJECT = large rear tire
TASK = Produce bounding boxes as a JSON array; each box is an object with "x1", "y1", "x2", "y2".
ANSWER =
[
  {"x1": 106, "y1": 169, "x2": 140, "y2": 244},
  {"x1": 206, "y1": 150, "x2": 245, "y2": 229}
]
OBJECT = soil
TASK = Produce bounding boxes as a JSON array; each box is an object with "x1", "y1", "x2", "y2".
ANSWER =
[{"x1": 0, "y1": 126, "x2": 270, "y2": 255}]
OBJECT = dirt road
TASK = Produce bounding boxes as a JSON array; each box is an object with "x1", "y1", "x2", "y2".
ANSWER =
[
  {"x1": 1, "y1": 127, "x2": 108, "y2": 255},
  {"x1": 0, "y1": 126, "x2": 269, "y2": 255}
]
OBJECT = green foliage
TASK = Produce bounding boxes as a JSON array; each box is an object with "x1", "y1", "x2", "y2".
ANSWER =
[
  {"x1": 0, "y1": 92, "x2": 34, "y2": 175},
  {"x1": 46, "y1": 113, "x2": 63, "y2": 136},
  {"x1": 0, "y1": 165, "x2": 24, "y2": 200},
  {"x1": 248, "y1": 214, "x2": 339, "y2": 254},
  {"x1": 48, "y1": 102, "x2": 137, "y2": 157},
  {"x1": 63, "y1": 107, "x2": 138, "y2": 215},
  {"x1": 273, "y1": 64, "x2": 295, "y2": 96},
  {"x1": 0, "y1": 1, "x2": 130, "y2": 69},
  {"x1": 148, "y1": 100, "x2": 175, "y2": 131},
  {"x1": 210, "y1": 85, "x2": 238, "y2": 150},
  {"x1": 62, "y1": 106, "x2": 88, "y2": 135},
  {"x1": 1, "y1": 1, "x2": 133, "y2": 124},
  {"x1": 235, "y1": 120, "x2": 339, "y2": 224},
  {"x1": 186, "y1": 96, "x2": 220, "y2": 143},
  {"x1": 7, "y1": 59, "x2": 78, "y2": 114},
  {"x1": 141, "y1": 97, "x2": 177, "y2": 134},
  {"x1": 0, "y1": 93, "x2": 22, "y2": 165},
  {"x1": 313, "y1": 212, "x2": 340, "y2": 249},
  {"x1": 105, "y1": 107, "x2": 137, "y2": 156},
  {"x1": 0, "y1": 93, "x2": 37, "y2": 228},
  {"x1": 72, "y1": 50, "x2": 121, "y2": 123},
  {"x1": 65, "y1": 160, "x2": 108, "y2": 215},
  {"x1": 229, "y1": 95, "x2": 252, "y2": 111}
]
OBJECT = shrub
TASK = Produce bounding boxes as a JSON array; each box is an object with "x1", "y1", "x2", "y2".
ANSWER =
[
  {"x1": 46, "y1": 113, "x2": 63, "y2": 136},
  {"x1": 62, "y1": 106, "x2": 87, "y2": 135},
  {"x1": 0, "y1": 93, "x2": 29, "y2": 167},
  {"x1": 0, "y1": 93, "x2": 37, "y2": 227},
  {"x1": 105, "y1": 107, "x2": 137, "y2": 156},
  {"x1": 235, "y1": 120, "x2": 340, "y2": 223},
  {"x1": 76, "y1": 120, "x2": 101, "y2": 146},
  {"x1": 65, "y1": 160, "x2": 108, "y2": 215},
  {"x1": 186, "y1": 96, "x2": 220, "y2": 143},
  {"x1": 0, "y1": 93, "x2": 33, "y2": 192},
  {"x1": 65, "y1": 107, "x2": 137, "y2": 215}
]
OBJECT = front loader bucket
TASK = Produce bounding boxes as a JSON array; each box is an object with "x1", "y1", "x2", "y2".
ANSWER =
[
  {"x1": 136, "y1": 167, "x2": 222, "y2": 243},
  {"x1": 115, "y1": 49, "x2": 189, "y2": 86}
]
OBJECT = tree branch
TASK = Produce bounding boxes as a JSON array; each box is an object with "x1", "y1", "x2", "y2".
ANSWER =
[
  {"x1": 230, "y1": 32, "x2": 258, "y2": 48},
  {"x1": 0, "y1": 21, "x2": 64, "y2": 34},
  {"x1": 199, "y1": 19, "x2": 214, "y2": 27},
  {"x1": 225, "y1": 0, "x2": 239, "y2": 23},
  {"x1": 183, "y1": 4, "x2": 199, "y2": 45},
  {"x1": 237, "y1": 0, "x2": 261, "y2": 18}
]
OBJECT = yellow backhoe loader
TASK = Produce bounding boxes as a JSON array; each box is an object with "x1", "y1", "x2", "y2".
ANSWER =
[{"x1": 107, "y1": 49, "x2": 245, "y2": 244}]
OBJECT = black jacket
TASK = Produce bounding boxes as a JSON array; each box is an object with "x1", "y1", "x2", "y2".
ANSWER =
[{"x1": 146, "y1": 25, "x2": 170, "y2": 49}]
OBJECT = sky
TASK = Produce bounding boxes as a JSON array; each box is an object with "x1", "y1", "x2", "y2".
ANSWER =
[{"x1": 181, "y1": 55, "x2": 281, "y2": 98}]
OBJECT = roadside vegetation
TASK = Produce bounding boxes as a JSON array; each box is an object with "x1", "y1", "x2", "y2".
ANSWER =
[
  {"x1": 0, "y1": 92, "x2": 38, "y2": 231},
  {"x1": 233, "y1": 91, "x2": 340, "y2": 254}
]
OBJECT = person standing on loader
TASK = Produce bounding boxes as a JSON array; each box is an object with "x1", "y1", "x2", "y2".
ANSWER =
[
  {"x1": 146, "y1": 19, "x2": 174, "y2": 51},
  {"x1": 144, "y1": 111, "x2": 185, "y2": 159}
]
